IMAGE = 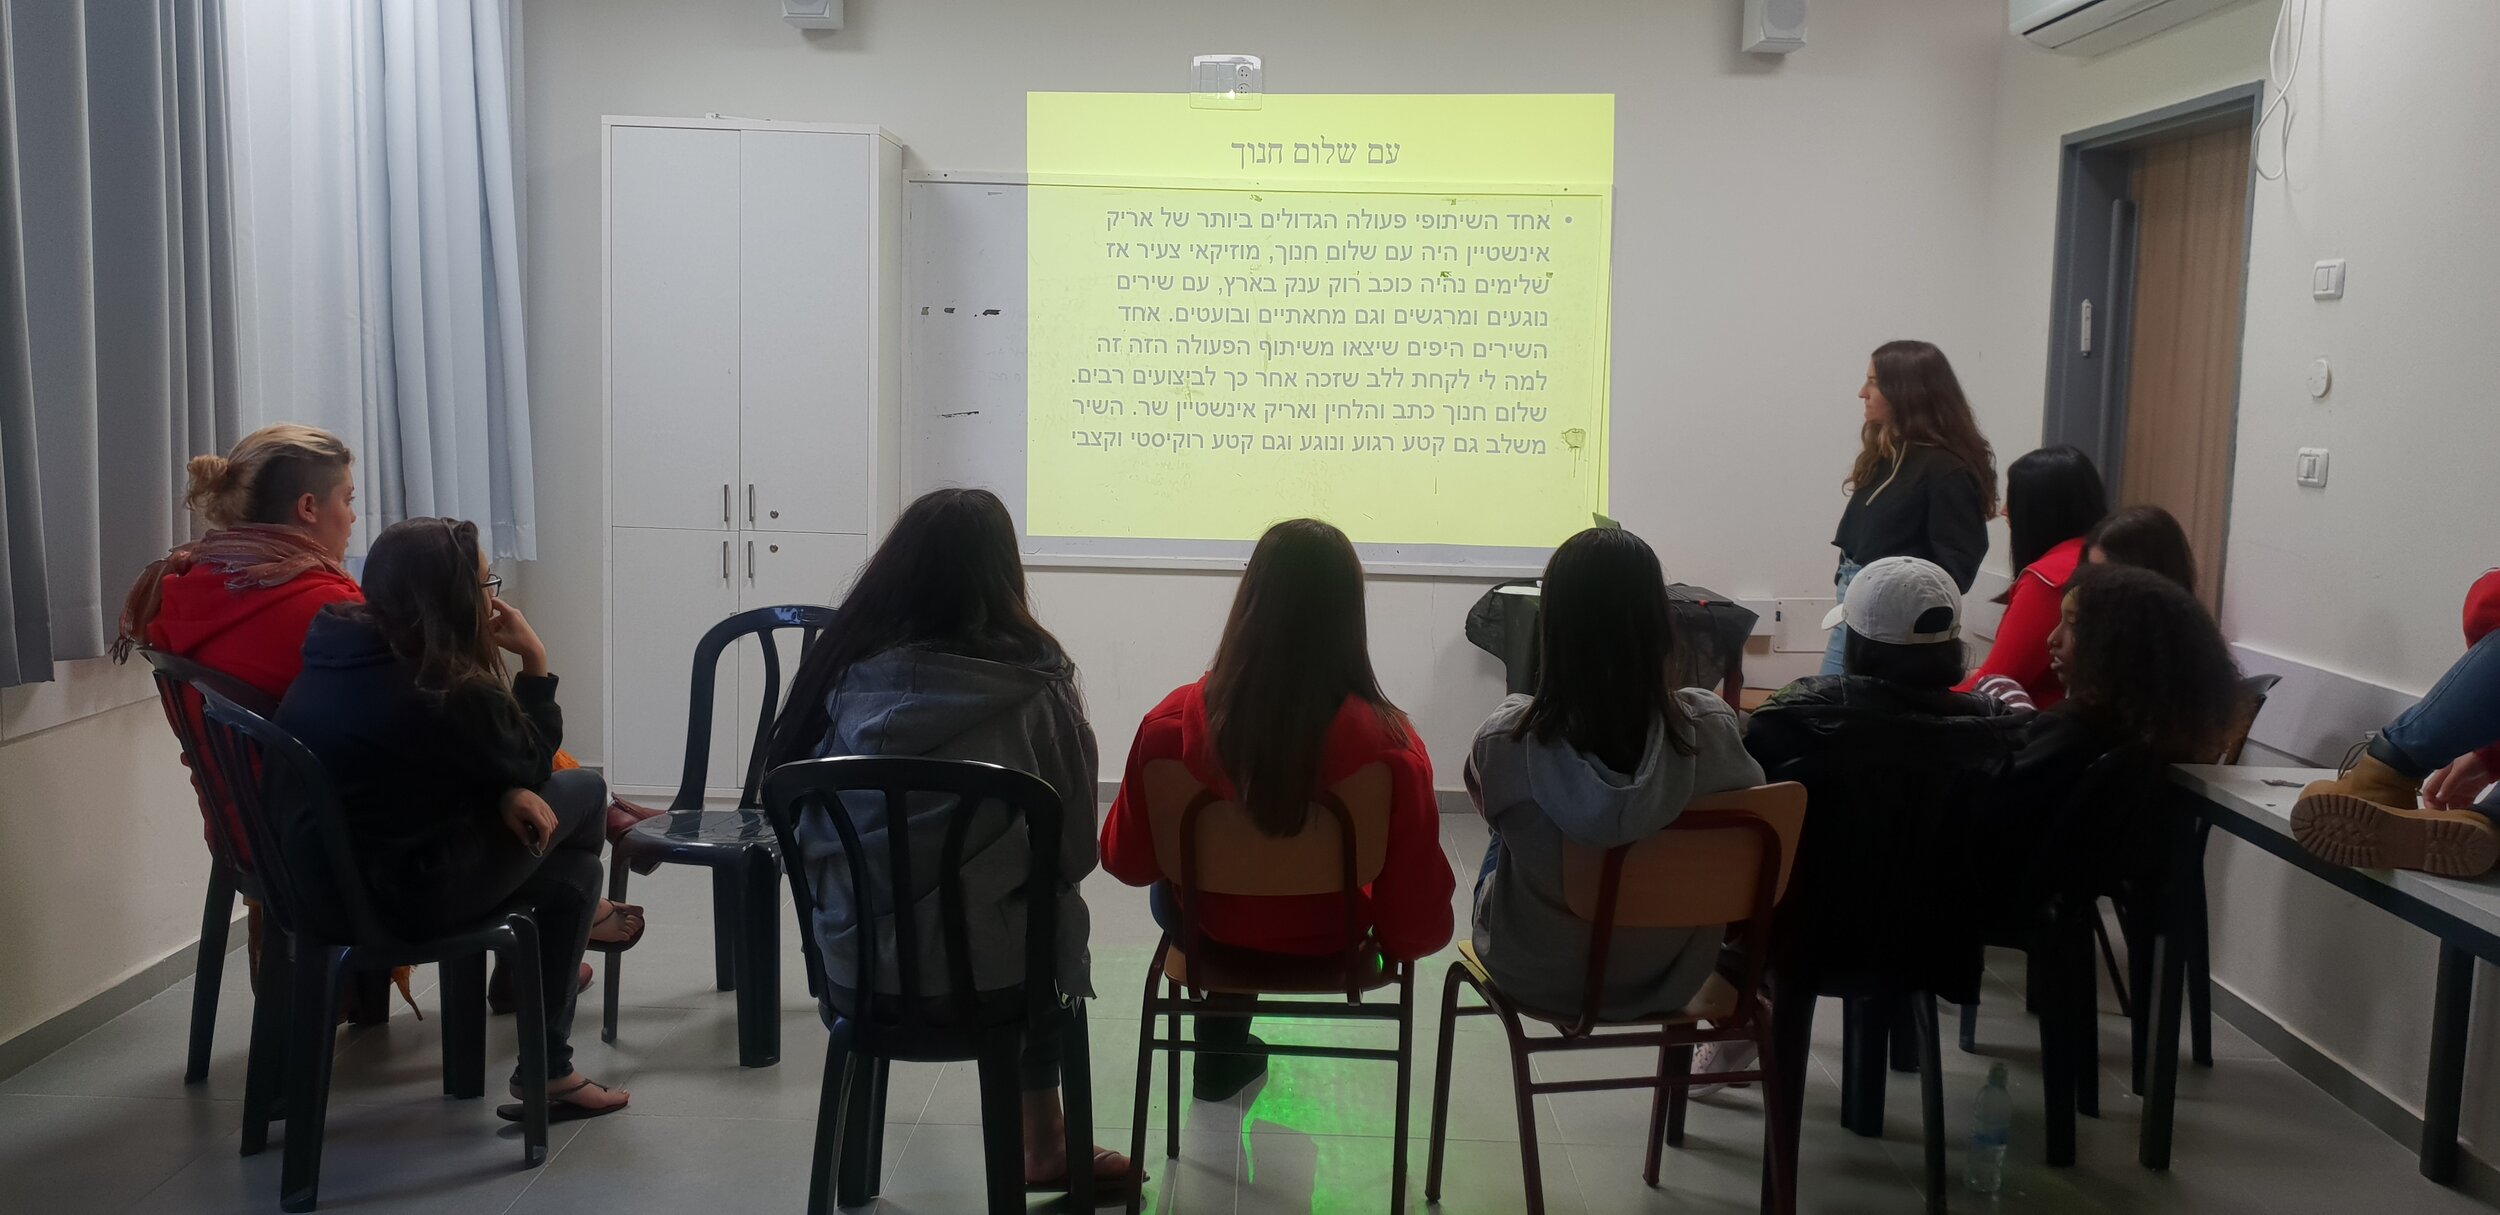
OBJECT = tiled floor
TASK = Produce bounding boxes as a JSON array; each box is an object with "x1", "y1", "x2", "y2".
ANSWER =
[{"x1": 1, "y1": 813, "x2": 2489, "y2": 1214}]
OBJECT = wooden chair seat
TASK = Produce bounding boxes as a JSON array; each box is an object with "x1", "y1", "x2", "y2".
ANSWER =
[
  {"x1": 1453, "y1": 939, "x2": 1738, "y2": 1029},
  {"x1": 1167, "y1": 936, "x2": 1390, "y2": 996}
]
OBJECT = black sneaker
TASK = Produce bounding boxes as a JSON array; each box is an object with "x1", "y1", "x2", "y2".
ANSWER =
[{"x1": 1192, "y1": 1035, "x2": 1269, "y2": 1102}]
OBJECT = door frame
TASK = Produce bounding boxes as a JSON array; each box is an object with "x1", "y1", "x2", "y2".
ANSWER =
[{"x1": 2040, "y1": 82, "x2": 2264, "y2": 494}]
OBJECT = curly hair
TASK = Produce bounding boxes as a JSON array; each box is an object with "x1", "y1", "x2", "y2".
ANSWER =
[{"x1": 2057, "y1": 563, "x2": 2241, "y2": 762}]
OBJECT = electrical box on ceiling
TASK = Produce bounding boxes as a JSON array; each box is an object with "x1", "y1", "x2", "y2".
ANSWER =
[
  {"x1": 1741, "y1": 0, "x2": 1808, "y2": 54},
  {"x1": 2011, "y1": 0, "x2": 2240, "y2": 56},
  {"x1": 782, "y1": 0, "x2": 843, "y2": 30}
]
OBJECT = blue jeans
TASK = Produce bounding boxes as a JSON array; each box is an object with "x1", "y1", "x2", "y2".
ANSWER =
[
  {"x1": 1820, "y1": 559, "x2": 1862, "y2": 677},
  {"x1": 1147, "y1": 884, "x2": 1253, "y2": 1053},
  {"x1": 2374, "y1": 632, "x2": 2500, "y2": 781}
]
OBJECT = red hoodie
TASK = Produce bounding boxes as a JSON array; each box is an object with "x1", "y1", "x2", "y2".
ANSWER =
[
  {"x1": 1956, "y1": 536, "x2": 2086, "y2": 709},
  {"x1": 1102, "y1": 680, "x2": 1455, "y2": 961},
  {"x1": 146, "y1": 564, "x2": 365, "y2": 701}
]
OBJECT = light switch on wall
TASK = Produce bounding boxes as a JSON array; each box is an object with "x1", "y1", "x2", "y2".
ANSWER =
[
  {"x1": 2296, "y1": 447, "x2": 2330, "y2": 488},
  {"x1": 2312, "y1": 259, "x2": 2347, "y2": 300}
]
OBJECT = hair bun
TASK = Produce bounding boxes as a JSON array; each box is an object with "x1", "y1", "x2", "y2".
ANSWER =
[{"x1": 182, "y1": 453, "x2": 239, "y2": 519}]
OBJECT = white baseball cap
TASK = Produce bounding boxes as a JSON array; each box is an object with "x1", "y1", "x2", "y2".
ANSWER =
[{"x1": 1820, "y1": 556, "x2": 1963, "y2": 646}]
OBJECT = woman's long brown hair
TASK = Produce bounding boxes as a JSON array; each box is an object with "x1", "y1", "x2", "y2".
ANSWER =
[
  {"x1": 1847, "y1": 340, "x2": 2000, "y2": 517},
  {"x1": 355, "y1": 518, "x2": 511, "y2": 701},
  {"x1": 1205, "y1": 518, "x2": 1408, "y2": 837}
]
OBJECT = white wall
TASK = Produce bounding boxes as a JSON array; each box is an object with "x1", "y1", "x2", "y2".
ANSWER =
[
  {"x1": 520, "y1": 0, "x2": 2005, "y2": 778},
  {"x1": 2212, "y1": 0, "x2": 2500, "y2": 1163},
  {"x1": 0, "y1": 668, "x2": 214, "y2": 1046}
]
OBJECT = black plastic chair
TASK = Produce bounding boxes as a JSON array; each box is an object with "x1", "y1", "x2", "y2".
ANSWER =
[
  {"x1": 1950, "y1": 747, "x2": 2165, "y2": 1167},
  {"x1": 760, "y1": 755, "x2": 1093, "y2": 1214},
  {"x1": 604, "y1": 604, "x2": 837, "y2": 1068},
  {"x1": 140, "y1": 650, "x2": 275, "y2": 1086},
  {"x1": 1762, "y1": 711, "x2": 2020, "y2": 1214},
  {"x1": 189, "y1": 682, "x2": 551, "y2": 1212}
]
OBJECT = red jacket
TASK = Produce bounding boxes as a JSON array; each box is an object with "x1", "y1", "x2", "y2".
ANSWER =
[
  {"x1": 1102, "y1": 680, "x2": 1455, "y2": 961},
  {"x1": 146, "y1": 564, "x2": 365, "y2": 701},
  {"x1": 1956, "y1": 537, "x2": 2085, "y2": 710}
]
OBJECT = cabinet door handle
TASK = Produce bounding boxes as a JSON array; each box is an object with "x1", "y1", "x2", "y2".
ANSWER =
[
  {"x1": 722, "y1": 483, "x2": 731, "y2": 525},
  {"x1": 746, "y1": 539, "x2": 756, "y2": 584},
  {"x1": 721, "y1": 540, "x2": 730, "y2": 581},
  {"x1": 747, "y1": 483, "x2": 757, "y2": 525}
]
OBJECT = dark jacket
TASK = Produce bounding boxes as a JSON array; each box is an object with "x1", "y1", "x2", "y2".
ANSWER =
[
  {"x1": 277, "y1": 606, "x2": 560, "y2": 904},
  {"x1": 1743, "y1": 675, "x2": 2030, "y2": 1002},
  {"x1": 1831, "y1": 445, "x2": 1991, "y2": 591},
  {"x1": 796, "y1": 642, "x2": 1099, "y2": 1000}
]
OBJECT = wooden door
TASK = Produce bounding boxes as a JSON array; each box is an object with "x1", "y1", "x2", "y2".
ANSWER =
[
  {"x1": 2119, "y1": 126, "x2": 2251, "y2": 610},
  {"x1": 609, "y1": 527, "x2": 742, "y2": 794},
  {"x1": 739, "y1": 130, "x2": 876, "y2": 536},
  {"x1": 610, "y1": 125, "x2": 743, "y2": 531}
]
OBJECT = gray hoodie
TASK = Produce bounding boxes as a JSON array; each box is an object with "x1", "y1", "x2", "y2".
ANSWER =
[
  {"x1": 1466, "y1": 691, "x2": 1764, "y2": 1021},
  {"x1": 794, "y1": 643, "x2": 1099, "y2": 1003}
]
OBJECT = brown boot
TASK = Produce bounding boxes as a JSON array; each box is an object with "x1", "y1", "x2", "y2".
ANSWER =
[{"x1": 2293, "y1": 753, "x2": 2499, "y2": 876}]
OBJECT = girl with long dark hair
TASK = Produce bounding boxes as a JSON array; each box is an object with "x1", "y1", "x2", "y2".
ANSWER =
[
  {"x1": 278, "y1": 519, "x2": 629, "y2": 1120},
  {"x1": 763, "y1": 488, "x2": 1129, "y2": 1193},
  {"x1": 1468, "y1": 528, "x2": 1762, "y2": 1020},
  {"x1": 1823, "y1": 340, "x2": 1998, "y2": 675},
  {"x1": 1955, "y1": 446, "x2": 2109, "y2": 708},
  {"x1": 2042, "y1": 563, "x2": 2242, "y2": 764},
  {"x1": 1100, "y1": 518, "x2": 1454, "y2": 1101},
  {"x1": 2084, "y1": 504, "x2": 2199, "y2": 594}
]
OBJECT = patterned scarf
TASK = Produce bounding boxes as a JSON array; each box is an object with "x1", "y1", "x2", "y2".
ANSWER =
[{"x1": 111, "y1": 525, "x2": 351, "y2": 661}]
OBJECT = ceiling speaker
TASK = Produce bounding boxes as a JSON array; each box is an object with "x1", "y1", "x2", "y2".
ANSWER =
[
  {"x1": 1742, "y1": 0, "x2": 1807, "y2": 54},
  {"x1": 782, "y1": 0, "x2": 844, "y2": 30}
]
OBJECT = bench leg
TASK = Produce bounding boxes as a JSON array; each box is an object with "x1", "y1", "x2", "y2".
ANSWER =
[{"x1": 2423, "y1": 943, "x2": 2473, "y2": 1185}]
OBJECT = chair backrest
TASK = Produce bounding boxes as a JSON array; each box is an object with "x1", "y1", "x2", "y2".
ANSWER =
[
  {"x1": 1764, "y1": 708, "x2": 2025, "y2": 1004},
  {"x1": 762, "y1": 755, "x2": 1064, "y2": 1037},
  {"x1": 2217, "y1": 672, "x2": 2283, "y2": 765},
  {"x1": 673, "y1": 604, "x2": 838, "y2": 810},
  {"x1": 1139, "y1": 758, "x2": 1394, "y2": 1001},
  {"x1": 191, "y1": 680, "x2": 392, "y2": 949},
  {"x1": 2027, "y1": 743, "x2": 2170, "y2": 900},
  {"x1": 1560, "y1": 784, "x2": 1807, "y2": 928},
  {"x1": 1554, "y1": 783, "x2": 1807, "y2": 1034},
  {"x1": 140, "y1": 649, "x2": 277, "y2": 870}
]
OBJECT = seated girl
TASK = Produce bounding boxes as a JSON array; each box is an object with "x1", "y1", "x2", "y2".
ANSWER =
[
  {"x1": 1101, "y1": 518, "x2": 1455, "y2": 1102},
  {"x1": 2083, "y1": 504, "x2": 2198, "y2": 593},
  {"x1": 118, "y1": 425, "x2": 638, "y2": 1016},
  {"x1": 1468, "y1": 527, "x2": 1763, "y2": 1022},
  {"x1": 1953, "y1": 445, "x2": 2108, "y2": 709},
  {"x1": 277, "y1": 519, "x2": 627, "y2": 1120},
  {"x1": 761, "y1": 488, "x2": 1129, "y2": 1193}
]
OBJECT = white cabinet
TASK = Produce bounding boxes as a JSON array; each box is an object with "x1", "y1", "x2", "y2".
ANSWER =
[
  {"x1": 607, "y1": 527, "x2": 741, "y2": 791},
  {"x1": 604, "y1": 117, "x2": 902, "y2": 798}
]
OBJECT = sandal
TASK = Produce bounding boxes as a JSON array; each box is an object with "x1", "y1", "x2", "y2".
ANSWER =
[
  {"x1": 588, "y1": 900, "x2": 647, "y2": 952},
  {"x1": 496, "y1": 1076, "x2": 629, "y2": 1124},
  {"x1": 1025, "y1": 1146, "x2": 1143, "y2": 1201}
]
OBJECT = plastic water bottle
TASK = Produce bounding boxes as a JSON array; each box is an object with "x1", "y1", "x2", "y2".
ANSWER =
[{"x1": 1966, "y1": 1062, "x2": 2012, "y2": 1195}]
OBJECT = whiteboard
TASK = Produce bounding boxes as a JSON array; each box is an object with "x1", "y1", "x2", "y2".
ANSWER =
[{"x1": 905, "y1": 171, "x2": 1555, "y2": 577}]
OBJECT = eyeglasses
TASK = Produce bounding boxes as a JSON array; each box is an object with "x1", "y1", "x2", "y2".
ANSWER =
[{"x1": 481, "y1": 576, "x2": 504, "y2": 596}]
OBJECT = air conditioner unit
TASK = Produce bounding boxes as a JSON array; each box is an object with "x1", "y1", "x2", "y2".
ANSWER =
[{"x1": 2011, "y1": 0, "x2": 2241, "y2": 56}]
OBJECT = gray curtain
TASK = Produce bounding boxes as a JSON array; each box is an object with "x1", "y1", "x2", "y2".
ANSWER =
[
  {"x1": 0, "y1": 0, "x2": 240, "y2": 688},
  {"x1": 226, "y1": 0, "x2": 537, "y2": 560}
]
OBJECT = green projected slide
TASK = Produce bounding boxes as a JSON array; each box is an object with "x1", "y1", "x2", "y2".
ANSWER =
[{"x1": 1026, "y1": 93, "x2": 1615, "y2": 549}]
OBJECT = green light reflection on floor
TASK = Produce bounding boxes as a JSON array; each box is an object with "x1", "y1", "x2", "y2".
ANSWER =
[{"x1": 1236, "y1": 1041, "x2": 1399, "y2": 1214}]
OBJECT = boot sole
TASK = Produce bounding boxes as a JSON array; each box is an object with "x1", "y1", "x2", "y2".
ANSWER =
[{"x1": 2291, "y1": 785, "x2": 2500, "y2": 877}]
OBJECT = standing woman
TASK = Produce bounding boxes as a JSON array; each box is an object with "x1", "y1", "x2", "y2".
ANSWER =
[
  {"x1": 1954, "y1": 446, "x2": 2108, "y2": 709},
  {"x1": 278, "y1": 519, "x2": 628, "y2": 1120},
  {"x1": 1824, "y1": 340, "x2": 1999, "y2": 675}
]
